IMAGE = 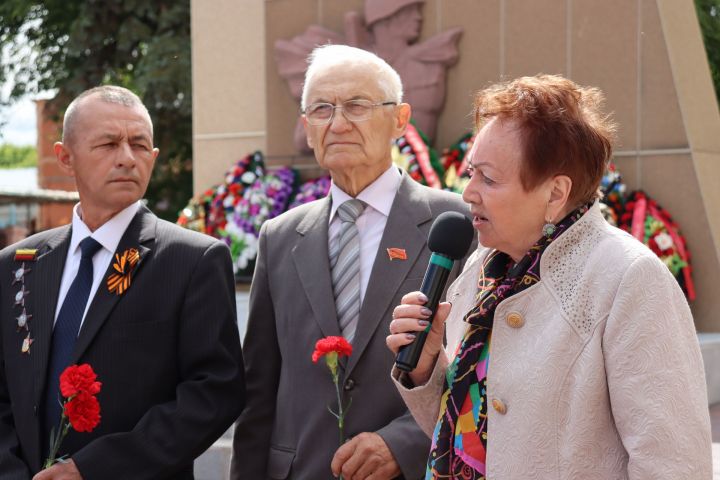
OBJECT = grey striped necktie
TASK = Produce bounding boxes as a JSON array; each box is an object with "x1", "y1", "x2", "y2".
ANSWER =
[{"x1": 330, "y1": 199, "x2": 366, "y2": 343}]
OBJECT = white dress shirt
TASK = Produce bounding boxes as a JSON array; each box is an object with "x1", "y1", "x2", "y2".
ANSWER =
[
  {"x1": 54, "y1": 201, "x2": 141, "y2": 329},
  {"x1": 328, "y1": 165, "x2": 401, "y2": 303}
]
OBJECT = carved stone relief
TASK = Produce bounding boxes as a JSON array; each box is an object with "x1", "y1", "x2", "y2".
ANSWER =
[{"x1": 274, "y1": 0, "x2": 462, "y2": 152}]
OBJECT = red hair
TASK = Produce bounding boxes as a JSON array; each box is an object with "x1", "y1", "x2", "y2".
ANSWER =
[{"x1": 473, "y1": 74, "x2": 616, "y2": 205}]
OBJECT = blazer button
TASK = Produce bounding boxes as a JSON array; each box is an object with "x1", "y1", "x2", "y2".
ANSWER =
[
  {"x1": 506, "y1": 312, "x2": 524, "y2": 328},
  {"x1": 344, "y1": 379, "x2": 355, "y2": 391},
  {"x1": 491, "y1": 398, "x2": 507, "y2": 415}
]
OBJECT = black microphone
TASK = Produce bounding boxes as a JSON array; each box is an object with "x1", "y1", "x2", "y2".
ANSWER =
[{"x1": 395, "y1": 211, "x2": 475, "y2": 372}]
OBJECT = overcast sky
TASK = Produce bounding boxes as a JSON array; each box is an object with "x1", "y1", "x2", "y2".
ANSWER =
[
  {"x1": 1, "y1": 35, "x2": 40, "y2": 147},
  {"x1": 1, "y1": 98, "x2": 37, "y2": 146}
]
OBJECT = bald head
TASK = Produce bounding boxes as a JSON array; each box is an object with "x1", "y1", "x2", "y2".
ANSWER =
[{"x1": 62, "y1": 86, "x2": 152, "y2": 146}]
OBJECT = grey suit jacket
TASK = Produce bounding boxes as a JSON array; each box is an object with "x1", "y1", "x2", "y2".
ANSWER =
[{"x1": 231, "y1": 172, "x2": 471, "y2": 480}]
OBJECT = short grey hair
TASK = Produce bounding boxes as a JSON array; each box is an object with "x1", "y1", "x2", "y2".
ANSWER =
[
  {"x1": 301, "y1": 44, "x2": 403, "y2": 110},
  {"x1": 62, "y1": 85, "x2": 152, "y2": 144}
]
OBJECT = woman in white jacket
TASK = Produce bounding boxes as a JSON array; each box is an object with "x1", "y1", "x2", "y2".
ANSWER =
[{"x1": 387, "y1": 74, "x2": 712, "y2": 479}]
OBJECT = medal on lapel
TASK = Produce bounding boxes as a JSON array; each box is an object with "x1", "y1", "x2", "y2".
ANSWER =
[
  {"x1": 107, "y1": 248, "x2": 140, "y2": 296},
  {"x1": 387, "y1": 247, "x2": 408, "y2": 261},
  {"x1": 14, "y1": 249, "x2": 37, "y2": 262},
  {"x1": 21, "y1": 333, "x2": 34, "y2": 354},
  {"x1": 12, "y1": 249, "x2": 37, "y2": 354},
  {"x1": 12, "y1": 263, "x2": 31, "y2": 285},
  {"x1": 16, "y1": 309, "x2": 32, "y2": 331},
  {"x1": 14, "y1": 285, "x2": 29, "y2": 307}
]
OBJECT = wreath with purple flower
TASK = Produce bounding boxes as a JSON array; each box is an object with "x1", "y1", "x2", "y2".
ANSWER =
[
  {"x1": 219, "y1": 165, "x2": 296, "y2": 277},
  {"x1": 288, "y1": 176, "x2": 331, "y2": 210}
]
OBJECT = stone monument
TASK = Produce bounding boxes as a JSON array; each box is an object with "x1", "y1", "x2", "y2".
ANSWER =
[
  {"x1": 192, "y1": 0, "x2": 720, "y2": 332},
  {"x1": 274, "y1": 0, "x2": 462, "y2": 151}
]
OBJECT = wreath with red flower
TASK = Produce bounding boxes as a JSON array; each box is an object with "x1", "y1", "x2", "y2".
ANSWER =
[
  {"x1": 392, "y1": 121, "x2": 444, "y2": 188},
  {"x1": 618, "y1": 191, "x2": 695, "y2": 300},
  {"x1": 441, "y1": 131, "x2": 475, "y2": 193}
]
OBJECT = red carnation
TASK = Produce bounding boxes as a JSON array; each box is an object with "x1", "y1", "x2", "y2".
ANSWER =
[
  {"x1": 312, "y1": 336, "x2": 353, "y2": 452},
  {"x1": 59, "y1": 364, "x2": 102, "y2": 397},
  {"x1": 44, "y1": 363, "x2": 102, "y2": 469},
  {"x1": 64, "y1": 391, "x2": 101, "y2": 433},
  {"x1": 312, "y1": 336, "x2": 352, "y2": 363}
]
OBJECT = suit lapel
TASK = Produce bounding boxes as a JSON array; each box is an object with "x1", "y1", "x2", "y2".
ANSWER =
[
  {"x1": 292, "y1": 198, "x2": 341, "y2": 339},
  {"x1": 70, "y1": 206, "x2": 156, "y2": 364},
  {"x1": 346, "y1": 175, "x2": 432, "y2": 376},
  {"x1": 31, "y1": 227, "x2": 72, "y2": 407}
]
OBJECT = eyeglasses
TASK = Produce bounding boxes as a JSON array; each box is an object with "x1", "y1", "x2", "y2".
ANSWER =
[{"x1": 302, "y1": 99, "x2": 397, "y2": 125}]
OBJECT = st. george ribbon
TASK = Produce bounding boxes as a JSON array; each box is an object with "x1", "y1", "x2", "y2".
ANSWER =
[{"x1": 395, "y1": 211, "x2": 475, "y2": 372}]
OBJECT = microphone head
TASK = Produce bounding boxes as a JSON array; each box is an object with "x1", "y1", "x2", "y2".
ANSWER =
[{"x1": 427, "y1": 211, "x2": 475, "y2": 260}]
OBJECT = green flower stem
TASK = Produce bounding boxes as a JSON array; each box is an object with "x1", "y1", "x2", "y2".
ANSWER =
[
  {"x1": 326, "y1": 352, "x2": 347, "y2": 480},
  {"x1": 43, "y1": 413, "x2": 71, "y2": 469},
  {"x1": 333, "y1": 370, "x2": 344, "y2": 447}
]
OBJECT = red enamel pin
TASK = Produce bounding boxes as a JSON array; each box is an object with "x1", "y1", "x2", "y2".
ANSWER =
[{"x1": 387, "y1": 248, "x2": 408, "y2": 261}]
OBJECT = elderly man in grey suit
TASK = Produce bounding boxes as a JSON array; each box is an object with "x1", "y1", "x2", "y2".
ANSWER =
[{"x1": 231, "y1": 45, "x2": 470, "y2": 479}]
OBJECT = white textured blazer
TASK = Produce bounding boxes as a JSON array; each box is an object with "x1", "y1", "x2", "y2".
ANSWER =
[{"x1": 394, "y1": 203, "x2": 712, "y2": 479}]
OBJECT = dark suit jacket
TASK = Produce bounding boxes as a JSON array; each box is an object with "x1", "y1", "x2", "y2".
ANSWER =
[
  {"x1": 231, "y1": 173, "x2": 471, "y2": 479},
  {"x1": 0, "y1": 205, "x2": 245, "y2": 479}
]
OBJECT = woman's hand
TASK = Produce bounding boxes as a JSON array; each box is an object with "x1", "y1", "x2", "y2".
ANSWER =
[{"x1": 386, "y1": 291, "x2": 451, "y2": 386}]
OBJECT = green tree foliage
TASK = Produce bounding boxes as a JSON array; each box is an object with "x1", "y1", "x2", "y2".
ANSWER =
[
  {"x1": 0, "y1": 144, "x2": 37, "y2": 168},
  {"x1": 0, "y1": 0, "x2": 191, "y2": 220},
  {"x1": 696, "y1": 0, "x2": 720, "y2": 104}
]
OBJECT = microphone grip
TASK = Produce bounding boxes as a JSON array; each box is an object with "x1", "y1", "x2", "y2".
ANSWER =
[{"x1": 395, "y1": 254, "x2": 453, "y2": 372}]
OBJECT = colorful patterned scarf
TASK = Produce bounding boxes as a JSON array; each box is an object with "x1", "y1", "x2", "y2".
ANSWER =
[{"x1": 426, "y1": 204, "x2": 590, "y2": 479}]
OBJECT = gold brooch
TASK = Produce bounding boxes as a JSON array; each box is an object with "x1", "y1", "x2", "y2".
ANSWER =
[{"x1": 107, "y1": 248, "x2": 140, "y2": 295}]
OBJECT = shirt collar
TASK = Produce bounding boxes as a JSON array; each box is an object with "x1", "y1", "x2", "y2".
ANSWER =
[
  {"x1": 69, "y1": 201, "x2": 142, "y2": 256},
  {"x1": 329, "y1": 165, "x2": 401, "y2": 222}
]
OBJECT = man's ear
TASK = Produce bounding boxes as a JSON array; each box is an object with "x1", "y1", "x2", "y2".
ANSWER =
[
  {"x1": 301, "y1": 116, "x2": 315, "y2": 149},
  {"x1": 392, "y1": 103, "x2": 412, "y2": 139},
  {"x1": 54, "y1": 142, "x2": 75, "y2": 177},
  {"x1": 546, "y1": 174, "x2": 573, "y2": 222}
]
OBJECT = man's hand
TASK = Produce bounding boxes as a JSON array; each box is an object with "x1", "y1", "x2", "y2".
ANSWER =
[
  {"x1": 32, "y1": 459, "x2": 83, "y2": 480},
  {"x1": 331, "y1": 432, "x2": 401, "y2": 479}
]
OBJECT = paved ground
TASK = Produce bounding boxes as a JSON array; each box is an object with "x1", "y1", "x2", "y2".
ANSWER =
[
  {"x1": 236, "y1": 288, "x2": 249, "y2": 342},
  {"x1": 712, "y1": 403, "x2": 720, "y2": 442},
  {"x1": 711, "y1": 403, "x2": 720, "y2": 477}
]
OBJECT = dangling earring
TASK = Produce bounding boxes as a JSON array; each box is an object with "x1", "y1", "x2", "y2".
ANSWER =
[{"x1": 542, "y1": 220, "x2": 556, "y2": 238}]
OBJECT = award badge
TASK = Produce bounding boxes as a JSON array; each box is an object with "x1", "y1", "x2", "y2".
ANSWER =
[
  {"x1": 12, "y1": 249, "x2": 37, "y2": 354},
  {"x1": 107, "y1": 248, "x2": 140, "y2": 296},
  {"x1": 387, "y1": 247, "x2": 408, "y2": 261}
]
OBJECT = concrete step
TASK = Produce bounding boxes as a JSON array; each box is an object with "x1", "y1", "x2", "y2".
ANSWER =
[
  {"x1": 700, "y1": 333, "x2": 720, "y2": 405},
  {"x1": 194, "y1": 426, "x2": 233, "y2": 479},
  {"x1": 194, "y1": 437, "x2": 232, "y2": 480}
]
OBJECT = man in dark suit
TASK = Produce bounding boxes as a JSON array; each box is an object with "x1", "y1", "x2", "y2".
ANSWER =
[
  {"x1": 0, "y1": 86, "x2": 245, "y2": 479},
  {"x1": 231, "y1": 45, "x2": 470, "y2": 479}
]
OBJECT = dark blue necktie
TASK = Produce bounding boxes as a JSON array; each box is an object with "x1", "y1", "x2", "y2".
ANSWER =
[{"x1": 44, "y1": 237, "x2": 102, "y2": 435}]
